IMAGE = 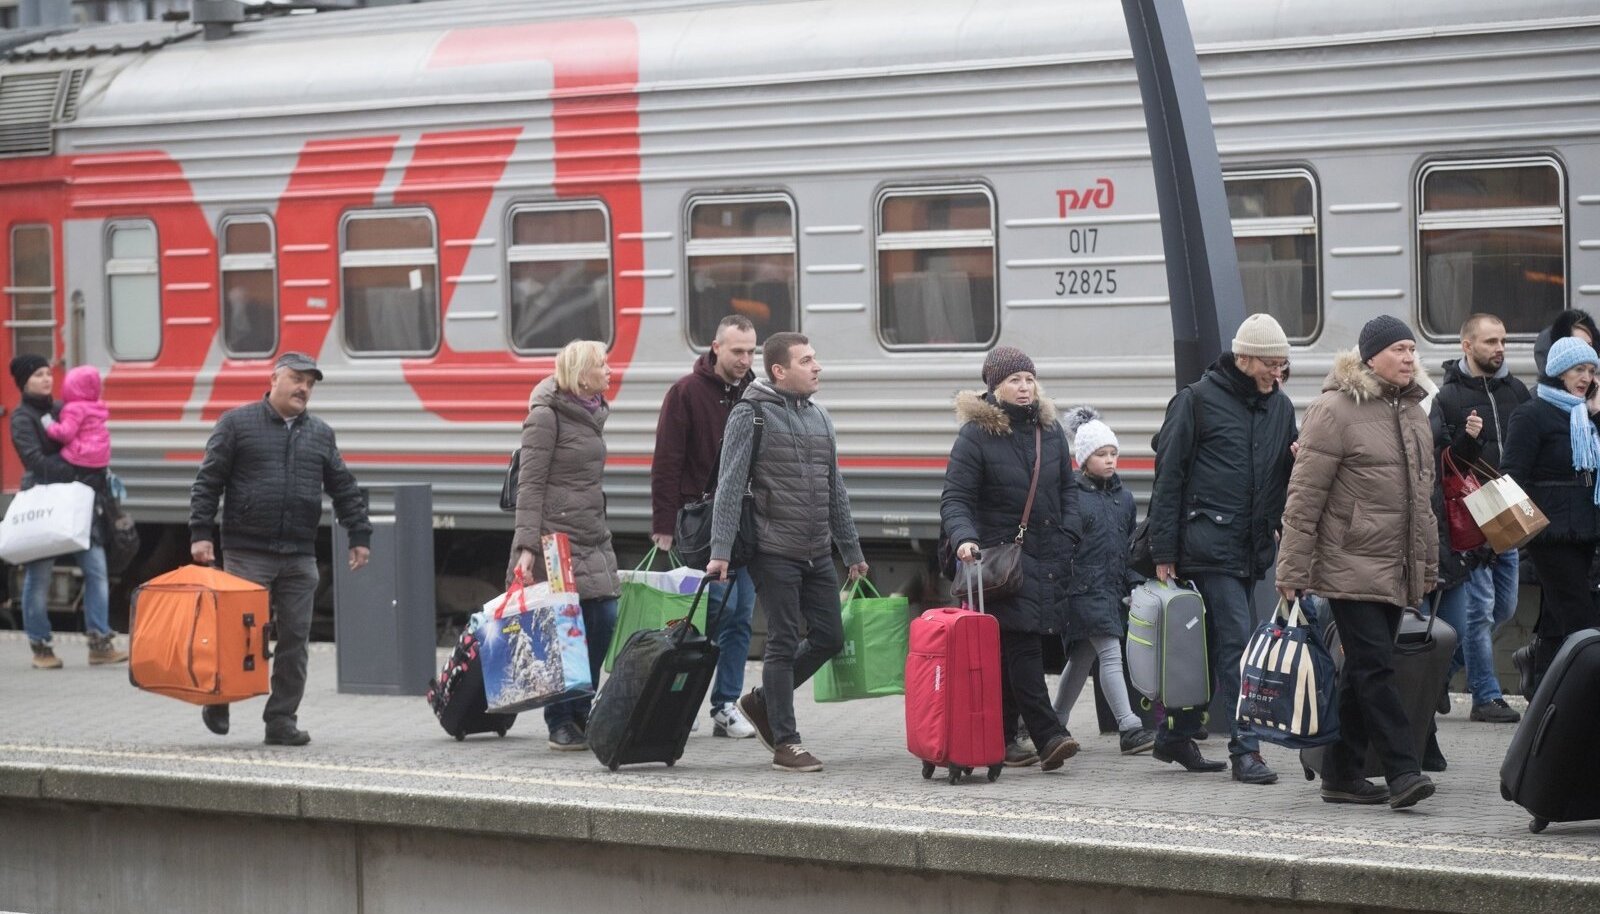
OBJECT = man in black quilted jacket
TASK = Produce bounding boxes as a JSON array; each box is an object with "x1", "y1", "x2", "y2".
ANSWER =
[{"x1": 189, "y1": 352, "x2": 372, "y2": 746}]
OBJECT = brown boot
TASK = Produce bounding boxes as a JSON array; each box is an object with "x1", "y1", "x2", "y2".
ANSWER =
[
  {"x1": 87, "y1": 633, "x2": 129, "y2": 666},
  {"x1": 30, "y1": 641, "x2": 63, "y2": 670}
]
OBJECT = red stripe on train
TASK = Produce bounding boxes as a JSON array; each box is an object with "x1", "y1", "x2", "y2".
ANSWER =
[{"x1": 161, "y1": 452, "x2": 1158, "y2": 473}]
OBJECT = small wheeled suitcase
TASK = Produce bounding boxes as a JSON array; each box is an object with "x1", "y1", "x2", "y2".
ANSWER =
[
  {"x1": 1500, "y1": 628, "x2": 1600, "y2": 833},
  {"x1": 427, "y1": 627, "x2": 516, "y2": 741},
  {"x1": 906, "y1": 557, "x2": 1004, "y2": 785},
  {"x1": 588, "y1": 578, "x2": 725, "y2": 770},
  {"x1": 1125, "y1": 579, "x2": 1210, "y2": 710},
  {"x1": 129, "y1": 564, "x2": 272, "y2": 705},
  {"x1": 1300, "y1": 598, "x2": 1457, "y2": 780}
]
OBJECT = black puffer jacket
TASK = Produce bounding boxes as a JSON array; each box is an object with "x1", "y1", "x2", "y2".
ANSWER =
[
  {"x1": 190, "y1": 398, "x2": 372, "y2": 555},
  {"x1": 10, "y1": 392, "x2": 75, "y2": 489},
  {"x1": 1066, "y1": 472, "x2": 1138, "y2": 640},
  {"x1": 941, "y1": 390, "x2": 1079, "y2": 634},
  {"x1": 1148, "y1": 355, "x2": 1297, "y2": 580},
  {"x1": 1501, "y1": 394, "x2": 1600, "y2": 544},
  {"x1": 1430, "y1": 357, "x2": 1530, "y2": 471}
]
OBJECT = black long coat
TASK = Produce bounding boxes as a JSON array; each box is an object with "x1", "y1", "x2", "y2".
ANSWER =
[
  {"x1": 1066, "y1": 472, "x2": 1139, "y2": 640},
  {"x1": 940, "y1": 391, "x2": 1079, "y2": 634},
  {"x1": 1501, "y1": 395, "x2": 1600, "y2": 544}
]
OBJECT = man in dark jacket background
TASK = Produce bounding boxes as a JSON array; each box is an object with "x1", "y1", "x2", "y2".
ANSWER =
[
  {"x1": 1149, "y1": 313, "x2": 1298, "y2": 784},
  {"x1": 190, "y1": 352, "x2": 372, "y2": 746},
  {"x1": 1429, "y1": 313, "x2": 1528, "y2": 724},
  {"x1": 650, "y1": 314, "x2": 759, "y2": 739}
]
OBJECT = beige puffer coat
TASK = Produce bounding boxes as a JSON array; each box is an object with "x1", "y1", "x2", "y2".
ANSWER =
[
  {"x1": 1276, "y1": 350, "x2": 1438, "y2": 608},
  {"x1": 507, "y1": 376, "x2": 619, "y2": 600}
]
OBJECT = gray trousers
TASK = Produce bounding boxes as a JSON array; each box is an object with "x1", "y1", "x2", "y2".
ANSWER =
[
  {"x1": 224, "y1": 549, "x2": 320, "y2": 727},
  {"x1": 749, "y1": 552, "x2": 844, "y2": 747}
]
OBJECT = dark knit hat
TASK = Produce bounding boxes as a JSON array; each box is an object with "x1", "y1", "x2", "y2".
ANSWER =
[
  {"x1": 9, "y1": 354, "x2": 48, "y2": 391},
  {"x1": 982, "y1": 346, "x2": 1037, "y2": 390},
  {"x1": 1358, "y1": 315, "x2": 1416, "y2": 362}
]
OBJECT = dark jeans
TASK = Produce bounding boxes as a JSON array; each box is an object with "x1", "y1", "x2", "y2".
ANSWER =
[
  {"x1": 221, "y1": 549, "x2": 319, "y2": 728},
  {"x1": 749, "y1": 552, "x2": 844, "y2": 747},
  {"x1": 1157, "y1": 573, "x2": 1258, "y2": 757},
  {"x1": 707, "y1": 568, "x2": 757, "y2": 711},
  {"x1": 1527, "y1": 541, "x2": 1600, "y2": 678},
  {"x1": 545, "y1": 596, "x2": 618, "y2": 731},
  {"x1": 1324, "y1": 599, "x2": 1418, "y2": 785},
  {"x1": 1001, "y1": 630, "x2": 1068, "y2": 749}
]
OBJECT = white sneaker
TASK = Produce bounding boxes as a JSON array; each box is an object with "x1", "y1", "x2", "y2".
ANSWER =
[{"x1": 711, "y1": 702, "x2": 757, "y2": 739}]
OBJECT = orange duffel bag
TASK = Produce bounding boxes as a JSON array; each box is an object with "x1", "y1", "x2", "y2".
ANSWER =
[{"x1": 129, "y1": 564, "x2": 271, "y2": 705}]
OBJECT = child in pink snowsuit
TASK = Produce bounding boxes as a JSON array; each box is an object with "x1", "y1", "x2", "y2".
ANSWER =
[{"x1": 42, "y1": 365, "x2": 111, "y2": 469}]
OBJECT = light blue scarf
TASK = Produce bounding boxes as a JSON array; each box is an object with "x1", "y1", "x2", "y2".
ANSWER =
[{"x1": 1536, "y1": 383, "x2": 1600, "y2": 505}]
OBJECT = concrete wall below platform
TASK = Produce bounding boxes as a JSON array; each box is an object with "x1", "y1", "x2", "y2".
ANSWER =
[{"x1": 0, "y1": 801, "x2": 1375, "y2": 914}]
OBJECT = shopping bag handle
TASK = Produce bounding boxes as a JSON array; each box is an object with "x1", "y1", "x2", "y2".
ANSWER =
[
  {"x1": 492, "y1": 569, "x2": 530, "y2": 619},
  {"x1": 1273, "y1": 596, "x2": 1307, "y2": 629},
  {"x1": 847, "y1": 576, "x2": 882, "y2": 601},
  {"x1": 635, "y1": 546, "x2": 664, "y2": 572}
]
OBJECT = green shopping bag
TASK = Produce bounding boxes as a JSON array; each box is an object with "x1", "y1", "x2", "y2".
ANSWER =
[
  {"x1": 604, "y1": 547, "x2": 707, "y2": 671},
  {"x1": 812, "y1": 578, "x2": 910, "y2": 702}
]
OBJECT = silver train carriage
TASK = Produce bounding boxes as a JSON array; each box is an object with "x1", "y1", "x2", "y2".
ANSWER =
[{"x1": 0, "y1": 0, "x2": 1596, "y2": 592}]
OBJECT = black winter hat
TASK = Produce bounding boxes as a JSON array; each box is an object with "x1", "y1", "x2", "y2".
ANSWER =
[
  {"x1": 1358, "y1": 315, "x2": 1416, "y2": 362},
  {"x1": 982, "y1": 346, "x2": 1037, "y2": 390},
  {"x1": 9, "y1": 354, "x2": 48, "y2": 392}
]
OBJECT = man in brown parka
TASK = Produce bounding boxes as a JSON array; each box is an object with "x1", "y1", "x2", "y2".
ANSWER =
[{"x1": 1276, "y1": 315, "x2": 1439, "y2": 811}]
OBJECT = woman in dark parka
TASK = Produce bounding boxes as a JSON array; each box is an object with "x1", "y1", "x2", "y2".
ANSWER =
[{"x1": 941, "y1": 346, "x2": 1081, "y2": 771}]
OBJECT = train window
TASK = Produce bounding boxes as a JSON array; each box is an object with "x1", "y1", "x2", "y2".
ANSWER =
[
  {"x1": 219, "y1": 215, "x2": 277, "y2": 357},
  {"x1": 1225, "y1": 170, "x2": 1319, "y2": 342},
  {"x1": 104, "y1": 221, "x2": 160, "y2": 361},
  {"x1": 506, "y1": 202, "x2": 613, "y2": 353},
  {"x1": 684, "y1": 195, "x2": 796, "y2": 348},
  {"x1": 875, "y1": 187, "x2": 996, "y2": 349},
  {"x1": 1418, "y1": 158, "x2": 1565, "y2": 338},
  {"x1": 9, "y1": 224, "x2": 53, "y2": 360},
  {"x1": 339, "y1": 209, "x2": 439, "y2": 356}
]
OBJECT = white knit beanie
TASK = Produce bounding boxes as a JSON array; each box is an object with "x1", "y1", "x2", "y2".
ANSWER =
[
  {"x1": 1063, "y1": 405, "x2": 1119, "y2": 467},
  {"x1": 1231, "y1": 313, "x2": 1290, "y2": 359}
]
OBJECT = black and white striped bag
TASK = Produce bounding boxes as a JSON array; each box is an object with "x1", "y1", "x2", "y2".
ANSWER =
[{"x1": 1235, "y1": 598, "x2": 1340, "y2": 749}]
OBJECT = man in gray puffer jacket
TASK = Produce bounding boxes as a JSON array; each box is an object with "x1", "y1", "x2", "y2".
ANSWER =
[
  {"x1": 190, "y1": 352, "x2": 372, "y2": 747},
  {"x1": 706, "y1": 332, "x2": 868, "y2": 774}
]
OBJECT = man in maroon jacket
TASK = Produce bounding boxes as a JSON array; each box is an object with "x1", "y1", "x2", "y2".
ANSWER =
[{"x1": 651, "y1": 314, "x2": 760, "y2": 738}]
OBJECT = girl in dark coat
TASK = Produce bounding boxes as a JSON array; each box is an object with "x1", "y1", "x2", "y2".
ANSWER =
[
  {"x1": 1500, "y1": 335, "x2": 1600, "y2": 690},
  {"x1": 1053, "y1": 407, "x2": 1156, "y2": 755},
  {"x1": 941, "y1": 347, "x2": 1080, "y2": 771}
]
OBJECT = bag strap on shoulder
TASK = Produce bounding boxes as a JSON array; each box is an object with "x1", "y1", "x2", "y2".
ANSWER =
[{"x1": 1016, "y1": 424, "x2": 1042, "y2": 543}]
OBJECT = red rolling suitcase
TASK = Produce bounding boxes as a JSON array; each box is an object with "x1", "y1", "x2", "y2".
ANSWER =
[{"x1": 906, "y1": 558, "x2": 1005, "y2": 784}]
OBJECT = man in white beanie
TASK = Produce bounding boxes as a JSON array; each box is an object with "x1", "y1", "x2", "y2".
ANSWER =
[{"x1": 1146, "y1": 312, "x2": 1298, "y2": 785}]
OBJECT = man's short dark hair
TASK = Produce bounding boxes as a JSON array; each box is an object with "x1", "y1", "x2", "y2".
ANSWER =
[
  {"x1": 764, "y1": 332, "x2": 810, "y2": 381},
  {"x1": 716, "y1": 314, "x2": 756, "y2": 339},
  {"x1": 1460, "y1": 313, "x2": 1504, "y2": 341}
]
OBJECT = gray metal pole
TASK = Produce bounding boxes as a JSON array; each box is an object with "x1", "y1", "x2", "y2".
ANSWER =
[{"x1": 1121, "y1": 0, "x2": 1248, "y2": 389}]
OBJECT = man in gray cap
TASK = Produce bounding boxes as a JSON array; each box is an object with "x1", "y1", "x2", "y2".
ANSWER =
[{"x1": 189, "y1": 352, "x2": 371, "y2": 746}]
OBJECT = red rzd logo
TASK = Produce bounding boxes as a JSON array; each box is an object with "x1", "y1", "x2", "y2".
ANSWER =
[{"x1": 1057, "y1": 178, "x2": 1115, "y2": 216}]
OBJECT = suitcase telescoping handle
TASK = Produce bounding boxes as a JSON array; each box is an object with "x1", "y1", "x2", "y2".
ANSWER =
[
  {"x1": 963, "y1": 550, "x2": 984, "y2": 615},
  {"x1": 673, "y1": 574, "x2": 731, "y2": 647}
]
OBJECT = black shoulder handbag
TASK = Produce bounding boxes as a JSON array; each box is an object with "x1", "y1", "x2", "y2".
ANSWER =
[
  {"x1": 951, "y1": 424, "x2": 1040, "y2": 602},
  {"x1": 500, "y1": 406, "x2": 559, "y2": 513},
  {"x1": 675, "y1": 402, "x2": 764, "y2": 569}
]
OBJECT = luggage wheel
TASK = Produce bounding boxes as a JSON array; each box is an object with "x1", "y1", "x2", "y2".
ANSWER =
[
  {"x1": 947, "y1": 766, "x2": 971, "y2": 785},
  {"x1": 1530, "y1": 817, "x2": 1548, "y2": 834},
  {"x1": 986, "y1": 766, "x2": 1001, "y2": 782},
  {"x1": 665, "y1": 759, "x2": 675, "y2": 767},
  {"x1": 495, "y1": 728, "x2": 508, "y2": 738},
  {"x1": 454, "y1": 733, "x2": 466, "y2": 742},
  {"x1": 921, "y1": 762, "x2": 935, "y2": 780},
  {"x1": 608, "y1": 761, "x2": 621, "y2": 772}
]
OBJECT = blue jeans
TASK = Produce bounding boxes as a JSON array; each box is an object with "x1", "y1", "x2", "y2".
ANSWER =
[
  {"x1": 1462, "y1": 551, "x2": 1518, "y2": 705},
  {"x1": 1433, "y1": 579, "x2": 1470, "y2": 683},
  {"x1": 707, "y1": 568, "x2": 757, "y2": 711},
  {"x1": 1156, "y1": 573, "x2": 1259, "y2": 758},
  {"x1": 22, "y1": 546, "x2": 110, "y2": 644},
  {"x1": 546, "y1": 596, "x2": 618, "y2": 732}
]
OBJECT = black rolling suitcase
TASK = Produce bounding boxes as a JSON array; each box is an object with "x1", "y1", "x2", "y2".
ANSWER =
[
  {"x1": 428, "y1": 628, "x2": 517, "y2": 741},
  {"x1": 1300, "y1": 600, "x2": 1456, "y2": 780},
  {"x1": 1500, "y1": 628, "x2": 1600, "y2": 833},
  {"x1": 588, "y1": 577, "x2": 725, "y2": 770}
]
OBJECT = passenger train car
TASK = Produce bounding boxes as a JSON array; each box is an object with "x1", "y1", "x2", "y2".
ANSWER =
[{"x1": 0, "y1": 0, "x2": 1596, "y2": 591}]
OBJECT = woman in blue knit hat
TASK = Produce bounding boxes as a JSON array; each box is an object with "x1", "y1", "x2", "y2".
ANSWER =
[{"x1": 1500, "y1": 335, "x2": 1600, "y2": 694}]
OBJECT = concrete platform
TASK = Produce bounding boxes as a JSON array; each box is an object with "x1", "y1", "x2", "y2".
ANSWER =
[{"x1": 2, "y1": 631, "x2": 1597, "y2": 913}]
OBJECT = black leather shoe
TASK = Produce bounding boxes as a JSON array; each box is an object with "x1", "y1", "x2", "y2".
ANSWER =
[
  {"x1": 1388, "y1": 772, "x2": 1436, "y2": 810},
  {"x1": 1470, "y1": 698, "x2": 1522, "y2": 724},
  {"x1": 201, "y1": 704, "x2": 230, "y2": 736},
  {"x1": 1039, "y1": 734, "x2": 1080, "y2": 772},
  {"x1": 1321, "y1": 778, "x2": 1389, "y2": 805},
  {"x1": 264, "y1": 724, "x2": 311, "y2": 747},
  {"x1": 1422, "y1": 730, "x2": 1448, "y2": 773},
  {"x1": 1512, "y1": 643, "x2": 1538, "y2": 700},
  {"x1": 1231, "y1": 751, "x2": 1279, "y2": 785},
  {"x1": 1152, "y1": 739, "x2": 1226, "y2": 772}
]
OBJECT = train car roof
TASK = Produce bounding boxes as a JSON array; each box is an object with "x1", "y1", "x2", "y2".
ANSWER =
[{"x1": 7, "y1": 0, "x2": 1600, "y2": 130}]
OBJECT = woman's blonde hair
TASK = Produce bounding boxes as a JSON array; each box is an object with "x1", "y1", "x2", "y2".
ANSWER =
[{"x1": 553, "y1": 340, "x2": 608, "y2": 394}]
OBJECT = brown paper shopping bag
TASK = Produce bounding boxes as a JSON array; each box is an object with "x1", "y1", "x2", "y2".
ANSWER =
[{"x1": 1464, "y1": 474, "x2": 1549, "y2": 553}]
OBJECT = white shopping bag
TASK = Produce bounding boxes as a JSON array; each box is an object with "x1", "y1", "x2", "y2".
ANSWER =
[
  {"x1": 1463, "y1": 474, "x2": 1549, "y2": 553},
  {"x1": 0, "y1": 481, "x2": 97, "y2": 564}
]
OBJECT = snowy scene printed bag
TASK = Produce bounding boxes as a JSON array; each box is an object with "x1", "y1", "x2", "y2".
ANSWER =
[{"x1": 480, "y1": 571, "x2": 592, "y2": 714}]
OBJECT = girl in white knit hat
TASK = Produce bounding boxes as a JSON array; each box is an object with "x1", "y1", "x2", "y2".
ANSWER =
[{"x1": 1056, "y1": 406, "x2": 1156, "y2": 754}]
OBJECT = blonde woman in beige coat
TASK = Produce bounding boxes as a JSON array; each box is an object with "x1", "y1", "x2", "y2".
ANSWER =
[
  {"x1": 1276, "y1": 316, "x2": 1439, "y2": 812},
  {"x1": 509, "y1": 340, "x2": 620, "y2": 752}
]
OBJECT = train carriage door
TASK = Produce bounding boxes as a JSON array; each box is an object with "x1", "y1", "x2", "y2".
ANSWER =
[{"x1": 2, "y1": 221, "x2": 59, "y2": 492}]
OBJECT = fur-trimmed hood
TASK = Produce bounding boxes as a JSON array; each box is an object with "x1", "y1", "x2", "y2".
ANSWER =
[
  {"x1": 954, "y1": 387, "x2": 1060, "y2": 435},
  {"x1": 1322, "y1": 348, "x2": 1434, "y2": 405}
]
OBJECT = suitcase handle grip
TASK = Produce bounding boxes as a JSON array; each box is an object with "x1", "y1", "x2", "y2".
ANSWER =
[
  {"x1": 672, "y1": 575, "x2": 730, "y2": 647},
  {"x1": 1530, "y1": 704, "x2": 1557, "y2": 757}
]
